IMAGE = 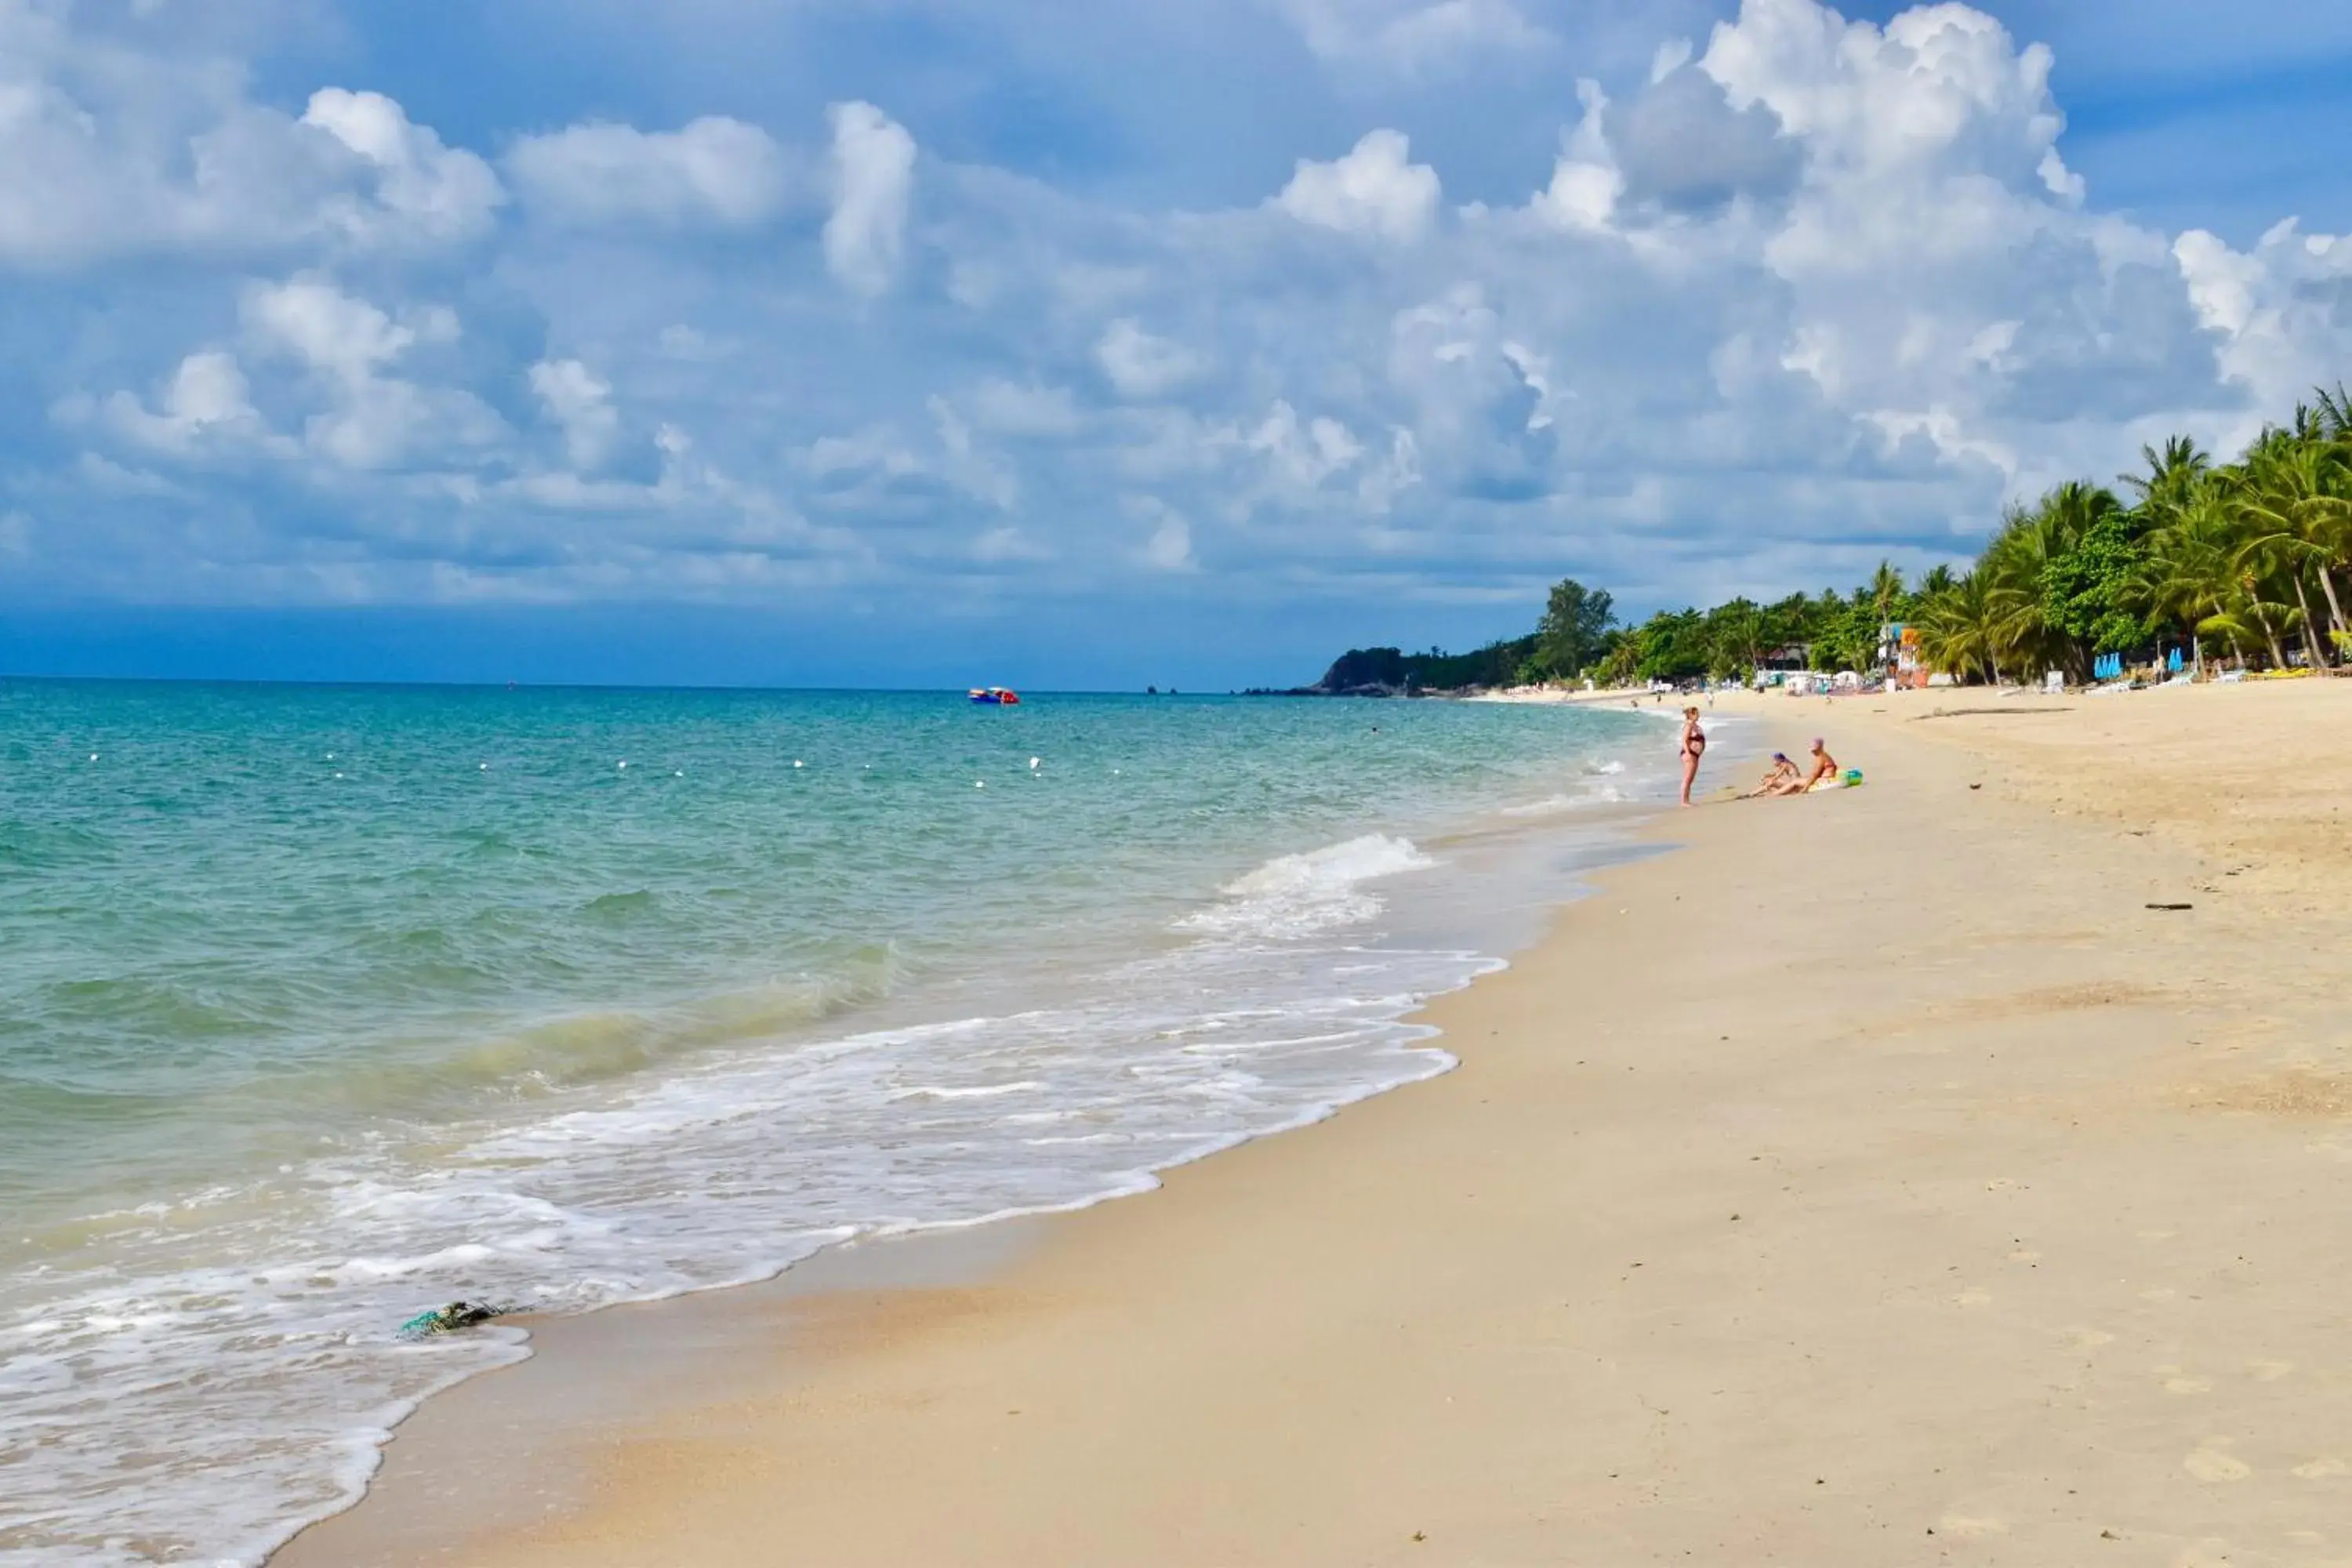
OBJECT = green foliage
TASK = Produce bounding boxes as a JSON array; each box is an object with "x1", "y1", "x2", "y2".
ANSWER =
[
  {"x1": 1315, "y1": 637, "x2": 1544, "y2": 692},
  {"x1": 1532, "y1": 579, "x2": 1617, "y2": 677},
  {"x1": 2039, "y1": 503, "x2": 2150, "y2": 655}
]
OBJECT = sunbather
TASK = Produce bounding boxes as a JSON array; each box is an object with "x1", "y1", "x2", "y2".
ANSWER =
[
  {"x1": 1745, "y1": 753, "x2": 1800, "y2": 797},
  {"x1": 1798, "y1": 737, "x2": 1842, "y2": 791}
]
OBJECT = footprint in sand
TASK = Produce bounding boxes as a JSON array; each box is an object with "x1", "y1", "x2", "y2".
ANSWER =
[
  {"x1": 1984, "y1": 1178, "x2": 2016, "y2": 1192},
  {"x1": 2162, "y1": 1375, "x2": 2213, "y2": 1395},
  {"x1": 2290, "y1": 1457, "x2": 2348, "y2": 1479},
  {"x1": 2249, "y1": 1360, "x2": 2294, "y2": 1382},
  {"x1": 2009, "y1": 1249, "x2": 2042, "y2": 1263},
  {"x1": 1952, "y1": 1289, "x2": 1992, "y2": 1307},
  {"x1": 2183, "y1": 1447, "x2": 2251, "y2": 1483},
  {"x1": 2069, "y1": 1327, "x2": 2116, "y2": 1348}
]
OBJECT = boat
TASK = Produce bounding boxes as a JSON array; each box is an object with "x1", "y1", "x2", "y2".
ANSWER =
[{"x1": 967, "y1": 687, "x2": 1022, "y2": 706}]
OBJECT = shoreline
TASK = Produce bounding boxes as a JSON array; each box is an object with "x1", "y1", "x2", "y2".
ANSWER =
[
  {"x1": 262, "y1": 722, "x2": 1692, "y2": 1566},
  {"x1": 281, "y1": 683, "x2": 2352, "y2": 1565}
]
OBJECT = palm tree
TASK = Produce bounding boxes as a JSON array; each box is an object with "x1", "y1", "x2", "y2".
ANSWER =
[
  {"x1": 2138, "y1": 482, "x2": 2242, "y2": 677},
  {"x1": 2121, "y1": 435, "x2": 2210, "y2": 520},
  {"x1": 1868, "y1": 560, "x2": 1906, "y2": 627},
  {"x1": 2228, "y1": 430, "x2": 2350, "y2": 666},
  {"x1": 1979, "y1": 486, "x2": 2123, "y2": 681},
  {"x1": 1916, "y1": 571, "x2": 1999, "y2": 684}
]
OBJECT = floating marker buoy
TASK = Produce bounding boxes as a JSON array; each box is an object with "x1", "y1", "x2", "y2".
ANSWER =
[
  {"x1": 975, "y1": 780, "x2": 985, "y2": 789},
  {"x1": 479, "y1": 762, "x2": 488, "y2": 771},
  {"x1": 793, "y1": 760, "x2": 804, "y2": 769},
  {"x1": 618, "y1": 760, "x2": 628, "y2": 770},
  {"x1": 1029, "y1": 757, "x2": 1040, "y2": 769},
  {"x1": 89, "y1": 753, "x2": 98, "y2": 762}
]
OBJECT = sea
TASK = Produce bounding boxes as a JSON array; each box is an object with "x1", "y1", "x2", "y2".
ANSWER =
[{"x1": 0, "y1": 681, "x2": 1680, "y2": 1565}]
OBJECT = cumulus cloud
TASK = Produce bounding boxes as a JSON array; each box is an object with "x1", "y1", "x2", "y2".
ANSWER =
[
  {"x1": 240, "y1": 276, "x2": 502, "y2": 470},
  {"x1": 1530, "y1": 81, "x2": 1622, "y2": 232},
  {"x1": 531, "y1": 359, "x2": 622, "y2": 470},
  {"x1": 824, "y1": 101, "x2": 916, "y2": 297},
  {"x1": 0, "y1": 12, "x2": 495, "y2": 266},
  {"x1": 506, "y1": 117, "x2": 793, "y2": 229},
  {"x1": 20, "y1": 0, "x2": 2352, "y2": 623},
  {"x1": 1097, "y1": 319, "x2": 1207, "y2": 399},
  {"x1": 1276, "y1": 129, "x2": 1441, "y2": 241},
  {"x1": 301, "y1": 89, "x2": 505, "y2": 245}
]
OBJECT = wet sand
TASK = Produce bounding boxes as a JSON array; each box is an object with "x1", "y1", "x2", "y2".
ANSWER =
[{"x1": 281, "y1": 679, "x2": 2352, "y2": 1567}]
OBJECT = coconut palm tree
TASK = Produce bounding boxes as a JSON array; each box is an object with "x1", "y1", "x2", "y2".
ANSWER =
[
  {"x1": 1916, "y1": 571, "x2": 1999, "y2": 684},
  {"x1": 2228, "y1": 430, "x2": 2350, "y2": 666},
  {"x1": 2138, "y1": 482, "x2": 2242, "y2": 677},
  {"x1": 1868, "y1": 560, "x2": 1906, "y2": 627},
  {"x1": 2121, "y1": 434, "x2": 2210, "y2": 520}
]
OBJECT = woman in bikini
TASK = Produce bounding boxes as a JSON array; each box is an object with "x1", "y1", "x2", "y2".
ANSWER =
[{"x1": 1677, "y1": 706, "x2": 1707, "y2": 806}]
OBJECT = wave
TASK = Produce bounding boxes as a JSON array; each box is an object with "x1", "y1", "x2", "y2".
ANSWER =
[{"x1": 1177, "y1": 833, "x2": 1433, "y2": 941}]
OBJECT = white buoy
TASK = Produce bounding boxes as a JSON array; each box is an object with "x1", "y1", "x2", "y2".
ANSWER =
[
  {"x1": 1029, "y1": 757, "x2": 1040, "y2": 770},
  {"x1": 326, "y1": 753, "x2": 334, "y2": 760},
  {"x1": 479, "y1": 762, "x2": 489, "y2": 771},
  {"x1": 618, "y1": 760, "x2": 628, "y2": 770},
  {"x1": 793, "y1": 760, "x2": 804, "y2": 769},
  {"x1": 975, "y1": 780, "x2": 985, "y2": 789},
  {"x1": 89, "y1": 753, "x2": 98, "y2": 762}
]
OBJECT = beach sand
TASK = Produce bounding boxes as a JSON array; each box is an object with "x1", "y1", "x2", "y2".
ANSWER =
[{"x1": 279, "y1": 680, "x2": 2352, "y2": 1567}]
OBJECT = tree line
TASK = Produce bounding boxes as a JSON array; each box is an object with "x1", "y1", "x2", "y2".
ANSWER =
[{"x1": 1326, "y1": 383, "x2": 2352, "y2": 691}]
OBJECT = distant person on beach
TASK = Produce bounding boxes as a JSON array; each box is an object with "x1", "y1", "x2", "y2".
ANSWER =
[
  {"x1": 1677, "y1": 706, "x2": 1707, "y2": 806},
  {"x1": 1746, "y1": 752, "x2": 1800, "y2": 797}
]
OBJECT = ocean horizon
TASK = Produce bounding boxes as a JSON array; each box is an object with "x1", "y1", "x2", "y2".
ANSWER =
[{"x1": 0, "y1": 678, "x2": 1679, "y2": 1566}]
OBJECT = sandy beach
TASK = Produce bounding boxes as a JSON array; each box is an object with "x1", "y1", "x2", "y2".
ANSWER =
[{"x1": 281, "y1": 680, "x2": 2352, "y2": 1567}]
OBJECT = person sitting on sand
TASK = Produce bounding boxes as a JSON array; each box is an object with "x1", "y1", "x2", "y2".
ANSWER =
[
  {"x1": 1745, "y1": 752, "x2": 1800, "y2": 797},
  {"x1": 1796, "y1": 737, "x2": 1842, "y2": 792}
]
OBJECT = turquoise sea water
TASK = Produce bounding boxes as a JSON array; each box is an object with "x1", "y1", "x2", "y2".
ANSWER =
[{"x1": 0, "y1": 681, "x2": 1666, "y2": 1565}]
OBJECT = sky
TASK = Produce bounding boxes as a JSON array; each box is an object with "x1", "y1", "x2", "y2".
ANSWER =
[{"x1": 2, "y1": 0, "x2": 2350, "y2": 690}]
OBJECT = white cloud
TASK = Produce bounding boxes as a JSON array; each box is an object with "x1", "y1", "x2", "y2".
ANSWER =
[
  {"x1": 531, "y1": 358, "x2": 622, "y2": 470},
  {"x1": 1130, "y1": 496, "x2": 1196, "y2": 571},
  {"x1": 824, "y1": 100, "x2": 916, "y2": 298},
  {"x1": 301, "y1": 89, "x2": 505, "y2": 245},
  {"x1": 239, "y1": 276, "x2": 501, "y2": 470},
  {"x1": 2175, "y1": 220, "x2": 2352, "y2": 419},
  {"x1": 1097, "y1": 319, "x2": 1207, "y2": 399},
  {"x1": 100, "y1": 352, "x2": 279, "y2": 457},
  {"x1": 506, "y1": 117, "x2": 792, "y2": 229},
  {"x1": 1274, "y1": 0, "x2": 1549, "y2": 75},
  {"x1": 0, "y1": 13, "x2": 495, "y2": 266},
  {"x1": 1530, "y1": 80, "x2": 1621, "y2": 232},
  {"x1": 21, "y1": 0, "x2": 2352, "y2": 621},
  {"x1": 1276, "y1": 129, "x2": 1441, "y2": 242}
]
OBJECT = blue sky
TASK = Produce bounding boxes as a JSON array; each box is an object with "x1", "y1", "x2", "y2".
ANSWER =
[{"x1": 3, "y1": 0, "x2": 2350, "y2": 689}]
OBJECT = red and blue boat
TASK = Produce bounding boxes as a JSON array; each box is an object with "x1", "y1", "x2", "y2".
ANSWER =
[{"x1": 967, "y1": 687, "x2": 1021, "y2": 706}]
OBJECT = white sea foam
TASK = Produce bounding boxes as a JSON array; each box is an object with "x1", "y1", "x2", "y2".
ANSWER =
[{"x1": 1177, "y1": 833, "x2": 1432, "y2": 939}]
